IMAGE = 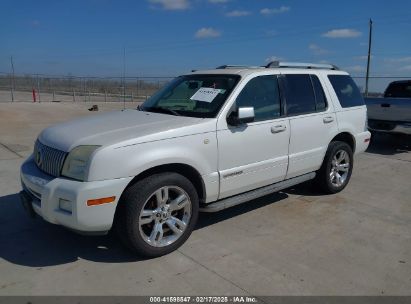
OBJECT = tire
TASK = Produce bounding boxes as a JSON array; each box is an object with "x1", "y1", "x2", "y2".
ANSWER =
[
  {"x1": 369, "y1": 130, "x2": 376, "y2": 144},
  {"x1": 315, "y1": 141, "x2": 353, "y2": 194},
  {"x1": 370, "y1": 130, "x2": 384, "y2": 144},
  {"x1": 115, "y1": 172, "x2": 199, "y2": 257}
]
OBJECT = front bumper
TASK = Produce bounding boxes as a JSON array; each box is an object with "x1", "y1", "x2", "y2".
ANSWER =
[
  {"x1": 368, "y1": 119, "x2": 411, "y2": 135},
  {"x1": 20, "y1": 155, "x2": 133, "y2": 233}
]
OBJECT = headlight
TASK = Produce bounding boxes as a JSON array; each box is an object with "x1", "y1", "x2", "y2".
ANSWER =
[{"x1": 61, "y1": 145, "x2": 100, "y2": 181}]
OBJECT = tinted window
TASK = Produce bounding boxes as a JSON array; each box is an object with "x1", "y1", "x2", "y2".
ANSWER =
[
  {"x1": 142, "y1": 74, "x2": 240, "y2": 118},
  {"x1": 328, "y1": 75, "x2": 364, "y2": 107},
  {"x1": 284, "y1": 74, "x2": 316, "y2": 115},
  {"x1": 384, "y1": 82, "x2": 411, "y2": 98},
  {"x1": 236, "y1": 75, "x2": 281, "y2": 121},
  {"x1": 311, "y1": 75, "x2": 327, "y2": 111}
]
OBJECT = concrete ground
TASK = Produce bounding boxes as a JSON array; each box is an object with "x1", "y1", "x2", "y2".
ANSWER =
[{"x1": 0, "y1": 102, "x2": 410, "y2": 296}]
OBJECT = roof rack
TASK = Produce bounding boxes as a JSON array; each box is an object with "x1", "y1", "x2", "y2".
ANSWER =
[
  {"x1": 216, "y1": 65, "x2": 261, "y2": 69},
  {"x1": 266, "y1": 61, "x2": 339, "y2": 70}
]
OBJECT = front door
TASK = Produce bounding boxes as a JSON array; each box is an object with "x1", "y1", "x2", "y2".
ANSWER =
[{"x1": 217, "y1": 75, "x2": 290, "y2": 199}]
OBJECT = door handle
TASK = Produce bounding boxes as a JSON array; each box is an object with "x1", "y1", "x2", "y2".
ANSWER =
[
  {"x1": 323, "y1": 116, "x2": 334, "y2": 124},
  {"x1": 271, "y1": 124, "x2": 287, "y2": 133}
]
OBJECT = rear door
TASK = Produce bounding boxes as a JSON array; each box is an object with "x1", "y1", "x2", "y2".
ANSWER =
[{"x1": 283, "y1": 73, "x2": 339, "y2": 179}]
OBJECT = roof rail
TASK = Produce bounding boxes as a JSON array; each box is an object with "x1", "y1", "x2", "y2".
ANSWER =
[
  {"x1": 216, "y1": 65, "x2": 260, "y2": 69},
  {"x1": 266, "y1": 61, "x2": 339, "y2": 70}
]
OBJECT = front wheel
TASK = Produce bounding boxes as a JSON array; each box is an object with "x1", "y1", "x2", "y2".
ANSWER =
[
  {"x1": 115, "y1": 172, "x2": 199, "y2": 257},
  {"x1": 315, "y1": 141, "x2": 353, "y2": 194}
]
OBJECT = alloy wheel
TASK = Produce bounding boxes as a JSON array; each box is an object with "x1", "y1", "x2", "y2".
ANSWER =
[
  {"x1": 330, "y1": 149, "x2": 350, "y2": 187},
  {"x1": 138, "y1": 186, "x2": 192, "y2": 247}
]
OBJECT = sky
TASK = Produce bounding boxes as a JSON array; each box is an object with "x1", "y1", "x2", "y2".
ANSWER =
[{"x1": 1, "y1": 0, "x2": 411, "y2": 84}]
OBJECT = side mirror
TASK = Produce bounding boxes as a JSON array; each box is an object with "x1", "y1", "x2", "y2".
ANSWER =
[{"x1": 227, "y1": 107, "x2": 255, "y2": 126}]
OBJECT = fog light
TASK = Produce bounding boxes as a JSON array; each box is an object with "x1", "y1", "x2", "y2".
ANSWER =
[{"x1": 59, "y1": 198, "x2": 73, "y2": 213}]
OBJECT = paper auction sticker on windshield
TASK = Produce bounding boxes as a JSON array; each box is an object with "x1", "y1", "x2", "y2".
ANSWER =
[{"x1": 190, "y1": 87, "x2": 221, "y2": 103}]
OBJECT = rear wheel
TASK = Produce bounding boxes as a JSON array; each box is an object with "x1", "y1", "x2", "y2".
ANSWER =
[
  {"x1": 115, "y1": 172, "x2": 199, "y2": 257},
  {"x1": 315, "y1": 141, "x2": 353, "y2": 194}
]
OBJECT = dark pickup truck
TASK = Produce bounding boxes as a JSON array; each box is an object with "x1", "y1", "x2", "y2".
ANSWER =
[{"x1": 365, "y1": 80, "x2": 411, "y2": 135}]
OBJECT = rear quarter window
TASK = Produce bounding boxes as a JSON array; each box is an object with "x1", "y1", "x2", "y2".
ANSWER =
[{"x1": 328, "y1": 75, "x2": 364, "y2": 108}]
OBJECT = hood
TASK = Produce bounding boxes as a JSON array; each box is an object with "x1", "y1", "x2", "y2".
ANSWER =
[{"x1": 38, "y1": 109, "x2": 214, "y2": 152}]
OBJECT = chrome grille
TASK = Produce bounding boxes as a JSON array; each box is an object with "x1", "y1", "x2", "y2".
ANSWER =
[{"x1": 34, "y1": 140, "x2": 67, "y2": 177}]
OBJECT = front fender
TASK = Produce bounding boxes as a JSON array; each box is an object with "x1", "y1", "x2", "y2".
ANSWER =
[{"x1": 87, "y1": 132, "x2": 218, "y2": 181}]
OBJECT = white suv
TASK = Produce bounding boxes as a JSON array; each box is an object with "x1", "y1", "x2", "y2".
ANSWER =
[{"x1": 20, "y1": 61, "x2": 371, "y2": 257}]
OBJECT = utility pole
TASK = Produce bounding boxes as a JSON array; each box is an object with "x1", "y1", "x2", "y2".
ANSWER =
[
  {"x1": 10, "y1": 56, "x2": 15, "y2": 102},
  {"x1": 365, "y1": 19, "x2": 373, "y2": 97},
  {"x1": 123, "y1": 46, "x2": 126, "y2": 110}
]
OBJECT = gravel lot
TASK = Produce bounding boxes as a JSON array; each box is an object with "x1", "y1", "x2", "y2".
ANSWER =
[{"x1": 0, "y1": 102, "x2": 410, "y2": 296}]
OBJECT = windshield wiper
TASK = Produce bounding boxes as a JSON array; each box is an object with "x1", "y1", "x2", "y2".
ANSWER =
[{"x1": 144, "y1": 106, "x2": 181, "y2": 116}]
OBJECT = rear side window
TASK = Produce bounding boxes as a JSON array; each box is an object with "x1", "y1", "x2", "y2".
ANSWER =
[
  {"x1": 328, "y1": 75, "x2": 364, "y2": 108},
  {"x1": 284, "y1": 74, "x2": 316, "y2": 115},
  {"x1": 311, "y1": 75, "x2": 327, "y2": 111}
]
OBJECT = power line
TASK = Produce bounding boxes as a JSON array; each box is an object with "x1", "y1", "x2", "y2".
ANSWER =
[{"x1": 20, "y1": 14, "x2": 411, "y2": 58}]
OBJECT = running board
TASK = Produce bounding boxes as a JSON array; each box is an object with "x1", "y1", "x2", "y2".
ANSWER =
[{"x1": 200, "y1": 172, "x2": 316, "y2": 213}]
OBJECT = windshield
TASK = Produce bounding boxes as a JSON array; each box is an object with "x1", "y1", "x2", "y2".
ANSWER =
[{"x1": 141, "y1": 74, "x2": 240, "y2": 118}]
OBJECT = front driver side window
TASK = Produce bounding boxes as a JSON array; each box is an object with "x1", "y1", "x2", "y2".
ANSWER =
[{"x1": 236, "y1": 75, "x2": 281, "y2": 122}]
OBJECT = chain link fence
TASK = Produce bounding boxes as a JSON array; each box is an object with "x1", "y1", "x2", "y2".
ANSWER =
[
  {"x1": 0, "y1": 73, "x2": 173, "y2": 103},
  {"x1": 351, "y1": 76, "x2": 411, "y2": 97},
  {"x1": 1, "y1": 72, "x2": 410, "y2": 102}
]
